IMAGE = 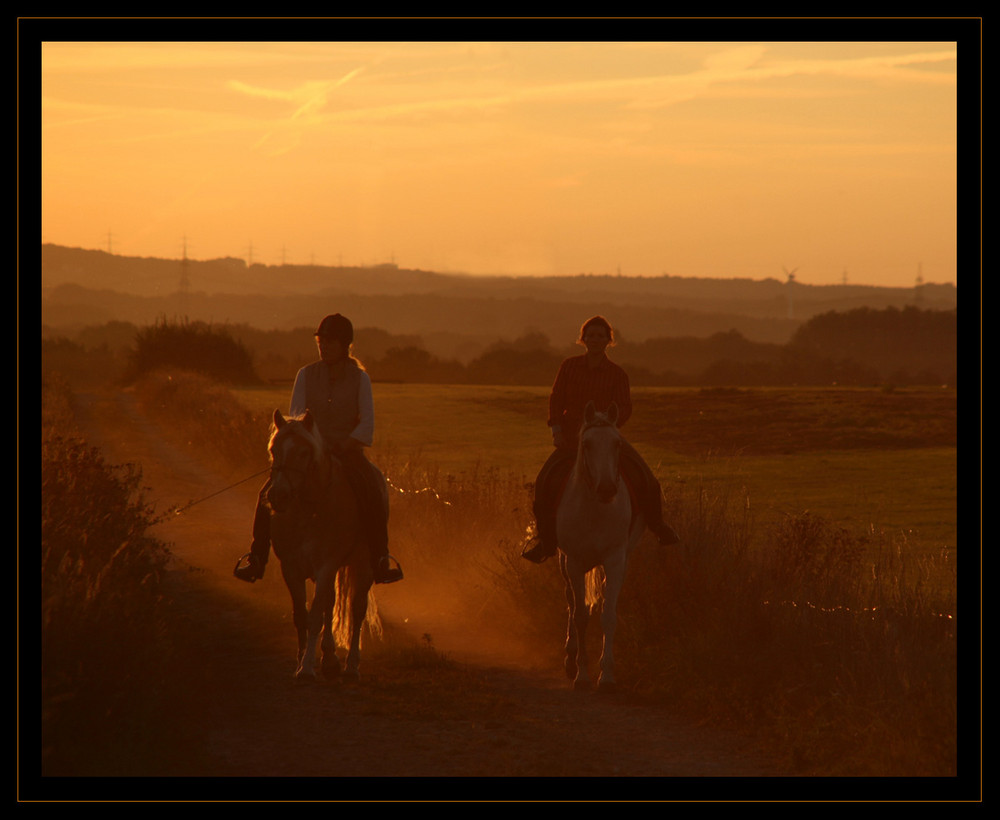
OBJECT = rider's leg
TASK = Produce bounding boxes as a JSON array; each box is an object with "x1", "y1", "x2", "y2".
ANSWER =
[
  {"x1": 234, "y1": 480, "x2": 272, "y2": 582},
  {"x1": 343, "y1": 452, "x2": 402, "y2": 584},
  {"x1": 619, "y1": 441, "x2": 680, "y2": 545},
  {"x1": 523, "y1": 447, "x2": 574, "y2": 562}
]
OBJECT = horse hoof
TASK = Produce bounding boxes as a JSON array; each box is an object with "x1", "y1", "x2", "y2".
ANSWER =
[
  {"x1": 295, "y1": 669, "x2": 316, "y2": 683},
  {"x1": 564, "y1": 659, "x2": 578, "y2": 680},
  {"x1": 598, "y1": 680, "x2": 618, "y2": 695},
  {"x1": 573, "y1": 678, "x2": 592, "y2": 692},
  {"x1": 341, "y1": 669, "x2": 361, "y2": 684}
]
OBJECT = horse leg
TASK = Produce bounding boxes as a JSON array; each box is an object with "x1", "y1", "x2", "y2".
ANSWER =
[
  {"x1": 297, "y1": 569, "x2": 334, "y2": 681},
  {"x1": 598, "y1": 552, "x2": 627, "y2": 693},
  {"x1": 296, "y1": 607, "x2": 321, "y2": 681},
  {"x1": 562, "y1": 555, "x2": 591, "y2": 690},
  {"x1": 559, "y1": 554, "x2": 578, "y2": 680},
  {"x1": 320, "y1": 606, "x2": 341, "y2": 680},
  {"x1": 283, "y1": 569, "x2": 310, "y2": 673},
  {"x1": 343, "y1": 579, "x2": 369, "y2": 682}
]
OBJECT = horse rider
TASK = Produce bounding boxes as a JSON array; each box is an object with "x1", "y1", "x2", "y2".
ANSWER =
[
  {"x1": 521, "y1": 315, "x2": 680, "y2": 563},
  {"x1": 234, "y1": 313, "x2": 404, "y2": 585}
]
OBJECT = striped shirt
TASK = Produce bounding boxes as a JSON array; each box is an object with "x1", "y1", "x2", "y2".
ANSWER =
[{"x1": 548, "y1": 354, "x2": 632, "y2": 444}]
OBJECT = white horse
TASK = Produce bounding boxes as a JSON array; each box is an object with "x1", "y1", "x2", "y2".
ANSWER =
[{"x1": 557, "y1": 400, "x2": 645, "y2": 692}]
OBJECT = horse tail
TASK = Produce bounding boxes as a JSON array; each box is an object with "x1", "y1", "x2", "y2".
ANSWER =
[
  {"x1": 585, "y1": 566, "x2": 605, "y2": 613},
  {"x1": 363, "y1": 586, "x2": 382, "y2": 641},
  {"x1": 332, "y1": 564, "x2": 383, "y2": 647}
]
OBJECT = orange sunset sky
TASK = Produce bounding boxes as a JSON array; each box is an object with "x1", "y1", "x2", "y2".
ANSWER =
[{"x1": 39, "y1": 36, "x2": 963, "y2": 289}]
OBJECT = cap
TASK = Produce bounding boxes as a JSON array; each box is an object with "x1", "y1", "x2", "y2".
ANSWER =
[{"x1": 315, "y1": 313, "x2": 354, "y2": 344}]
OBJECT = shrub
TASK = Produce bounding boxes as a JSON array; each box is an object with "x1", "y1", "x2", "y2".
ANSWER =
[
  {"x1": 41, "y1": 432, "x2": 173, "y2": 774},
  {"x1": 126, "y1": 318, "x2": 260, "y2": 384}
]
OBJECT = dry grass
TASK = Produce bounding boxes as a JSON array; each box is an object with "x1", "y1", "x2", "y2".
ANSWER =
[
  {"x1": 127, "y1": 372, "x2": 962, "y2": 776},
  {"x1": 134, "y1": 369, "x2": 272, "y2": 473},
  {"x1": 374, "y1": 385, "x2": 959, "y2": 776},
  {"x1": 615, "y1": 484, "x2": 958, "y2": 776},
  {"x1": 374, "y1": 437, "x2": 959, "y2": 775}
]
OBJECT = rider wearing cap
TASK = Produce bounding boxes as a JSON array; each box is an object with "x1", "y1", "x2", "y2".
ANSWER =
[
  {"x1": 522, "y1": 315, "x2": 680, "y2": 563},
  {"x1": 234, "y1": 313, "x2": 403, "y2": 585}
]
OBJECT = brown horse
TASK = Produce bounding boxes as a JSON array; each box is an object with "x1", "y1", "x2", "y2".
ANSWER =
[{"x1": 266, "y1": 409, "x2": 380, "y2": 681}]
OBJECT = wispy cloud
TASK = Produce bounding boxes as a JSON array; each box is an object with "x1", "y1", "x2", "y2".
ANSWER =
[
  {"x1": 230, "y1": 66, "x2": 367, "y2": 155},
  {"x1": 245, "y1": 44, "x2": 957, "y2": 130},
  {"x1": 228, "y1": 66, "x2": 366, "y2": 116}
]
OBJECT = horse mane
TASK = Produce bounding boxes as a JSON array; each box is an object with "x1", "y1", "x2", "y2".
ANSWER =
[
  {"x1": 581, "y1": 414, "x2": 617, "y2": 431},
  {"x1": 269, "y1": 412, "x2": 326, "y2": 465},
  {"x1": 580, "y1": 405, "x2": 620, "y2": 435}
]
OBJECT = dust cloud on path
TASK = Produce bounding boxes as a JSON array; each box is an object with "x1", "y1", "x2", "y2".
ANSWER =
[{"x1": 65, "y1": 386, "x2": 786, "y2": 797}]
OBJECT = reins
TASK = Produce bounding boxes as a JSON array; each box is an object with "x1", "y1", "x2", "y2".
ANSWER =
[
  {"x1": 268, "y1": 422, "x2": 334, "y2": 509},
  {"x1": 173, "y1": 467, "x2": 270, "y2": 515}
]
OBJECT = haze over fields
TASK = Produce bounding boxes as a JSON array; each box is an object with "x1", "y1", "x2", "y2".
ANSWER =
[{"x1": 40, "y1": 243, "x2": 956, "y2": 360}]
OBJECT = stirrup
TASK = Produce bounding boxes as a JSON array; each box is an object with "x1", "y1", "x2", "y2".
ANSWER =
[
  {"x1": 657, "y1": 524, "x2": 681, "y2": 546},
  {"x1": 521, "y1": 538, "x2": 556, "y2": 564},
  {"x1": 233, "y1": 552, "x2": 264, "y2": 583},
  {"x1": 375, "y1": 555, "x2": 404, "y2": 584}
]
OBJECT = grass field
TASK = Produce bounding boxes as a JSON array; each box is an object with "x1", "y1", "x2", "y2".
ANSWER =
[
  {"x1": 165, "y1": 374, "x2": 962, "y2": 775},
  {"x1": 235, "y1": 382, "x2": 958, "y2": 554}
]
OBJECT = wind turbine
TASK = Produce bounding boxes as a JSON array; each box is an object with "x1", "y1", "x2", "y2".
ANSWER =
[
  {"x1": 783, "y1": 266, "x2": 798, "y2": 319},
  {"x1": 179, "y1": 235, "x2": 191, "y2": 318}
]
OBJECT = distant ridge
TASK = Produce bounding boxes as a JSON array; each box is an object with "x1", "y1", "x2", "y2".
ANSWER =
[{"x1": 40, "y1": 243, "x2": 956, "y2": 352}]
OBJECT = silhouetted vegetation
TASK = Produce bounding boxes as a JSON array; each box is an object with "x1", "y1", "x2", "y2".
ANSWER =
[
  {"x1": 43, "y1": 305, "x2": 957, "y2": 390},
  {"x1": 609, "y1": 497, "x2": 956, "y2": 776},
  {"x1": 372, "y1": 345, "x2": 466, "y2": 384},
  {"x1": 41, "y1": 244, "x2": 958, "y2": 349},
  {"x1": 40, "y1": 335, "x2": 124, "y2": 388},
  {"x1": 41, "y1": 375, "x2": 199, "y2": 775},
  {"x1": 126, "y1": 318, "x2": 260, "y2": 384},
  {"x1": 790, "y1": 306, "x2": 958, "y2": 386}
]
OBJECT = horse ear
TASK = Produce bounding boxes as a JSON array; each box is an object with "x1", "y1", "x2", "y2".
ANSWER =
[
  {"x1": 584, "y1": 400, "x2": 596, "y2": 424},
  {"x1": 607, "y1": 402, "x2": 619, "y2": 426},
  {"x1": 273, "y1": 409, "x2": 286, "y2": 428},
  {"x1": 301, "y1": 409, "x2": 314, "y2": 431}
]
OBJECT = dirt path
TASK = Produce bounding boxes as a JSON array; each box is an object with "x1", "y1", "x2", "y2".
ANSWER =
[{"x1": 71, "y1": 387, "x2": 784, "y2": 795}]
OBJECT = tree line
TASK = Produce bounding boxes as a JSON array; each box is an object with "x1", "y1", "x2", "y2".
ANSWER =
[{"x1": 41, "y1": 305, "x2": 957, "y2": 389}]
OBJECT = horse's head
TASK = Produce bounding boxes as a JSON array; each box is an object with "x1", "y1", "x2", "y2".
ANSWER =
[
  {"x1": 267, "y1": 409, "x2": 327, "y2": 514},
  {"x1": 579, "y1": 401, "x2": 622, "y2": 504}
]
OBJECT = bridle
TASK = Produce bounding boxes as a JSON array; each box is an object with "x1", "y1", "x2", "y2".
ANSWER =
[
  {"x1": 577, "y1": 415, "x2": 622, "y2": 498},
  {"x1": 268, "y1": 423, "x2": 330, "y2": 510}
]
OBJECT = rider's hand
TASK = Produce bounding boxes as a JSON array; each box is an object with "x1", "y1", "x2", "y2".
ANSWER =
[
  {"x1": 334, "y1": 436, "x2": 362, "y2": 455},
  {"x1": 551, "y1": 425, "x2": 567, "y2": 449}
]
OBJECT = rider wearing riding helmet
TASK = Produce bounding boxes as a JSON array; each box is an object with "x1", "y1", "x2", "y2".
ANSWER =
[
  {"x1": 234, "y1": 313, "x2": 403, "y2": 585},
  {"x1": 521, "y1": 315, "x2": 680, "y2": 563}
]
